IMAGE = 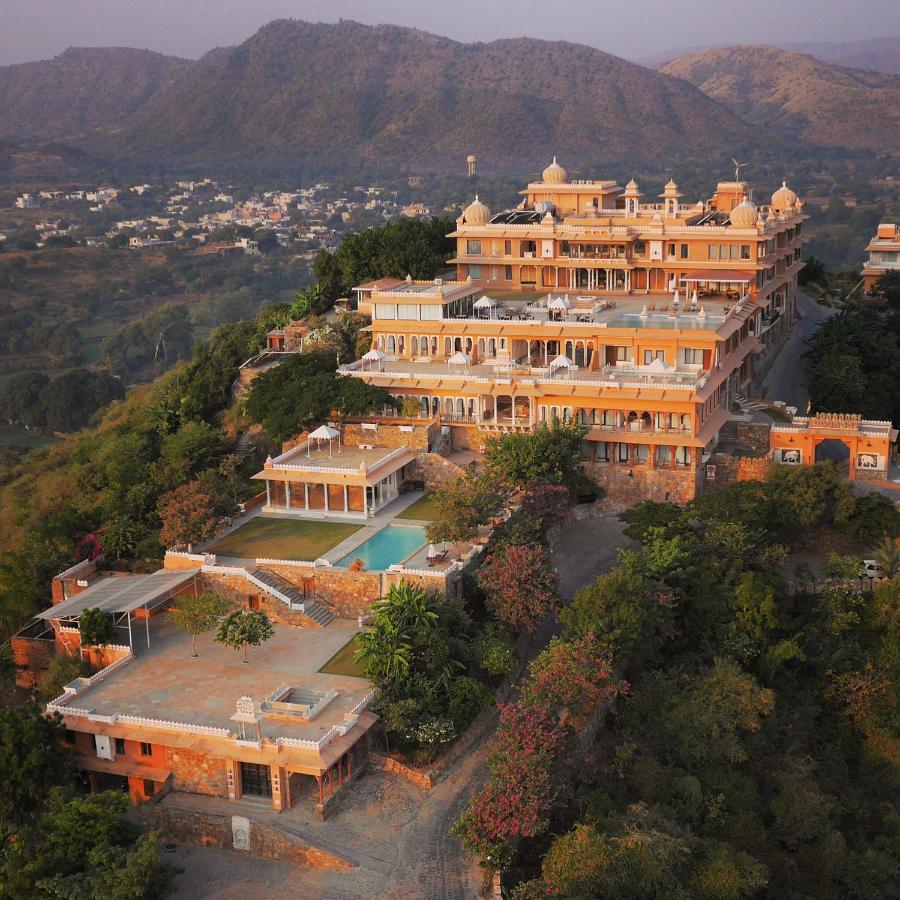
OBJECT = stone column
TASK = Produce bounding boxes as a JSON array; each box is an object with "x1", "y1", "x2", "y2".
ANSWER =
[
  {"x1": 265, "y1": 481, "x2": 271, "y2": 508},
  {"x1": 271, "y1": 766, "x2": 286, "y2": 811},
  {"x1": 344, "y1": 485, "x2": 349, "y2": 513},
  {"x1": 226, "y1": 759, "x2": 239, "y2": 801},
  {"x1": 285, "y1": 482, "x2": 291, "y2": 509}
]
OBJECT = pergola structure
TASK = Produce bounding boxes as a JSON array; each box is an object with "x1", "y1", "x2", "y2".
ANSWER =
[{"x1": 37, "y1": 570, "x2": 199, "y2": 648}]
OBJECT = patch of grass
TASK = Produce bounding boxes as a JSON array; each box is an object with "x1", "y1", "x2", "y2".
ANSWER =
[
  {"x1": 0, "y1": 425, "x2": 59, "y2": 449},
  {"x1": 319, "y1": 635, "x2": 365, "y2": 678},
  {"x1": 207, "y1": 517, "x2": 361, "y2": 560},
  {"x1": 396, "y1": 493, "x2": 440, "y2": 521}
]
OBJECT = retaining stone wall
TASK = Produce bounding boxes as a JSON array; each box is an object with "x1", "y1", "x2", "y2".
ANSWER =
[
  {"x1": 369, "y1": 752, "x2": 432, "y2": 789},
  {"x1": 735, "y1": 422, "x2": 772, "y2": 453},
  {"x1": 704, "y1": 454, "x2": 771, "y2": 491},
  {"x1": 262, "y1": 564, "x2": 383, "y2": 619},
  {"x1": 584, "y1": 463, "x2": 700, "y2": 504}
]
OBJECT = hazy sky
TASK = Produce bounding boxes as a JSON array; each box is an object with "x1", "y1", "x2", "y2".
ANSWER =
[{"x1": 2, "y1": 0, "x2": 899, "y2": 66}]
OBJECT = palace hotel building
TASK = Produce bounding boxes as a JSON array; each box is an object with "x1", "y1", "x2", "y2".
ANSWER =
[{"x1": 344, "y1": 159, "x2": 807, "y2": 502}]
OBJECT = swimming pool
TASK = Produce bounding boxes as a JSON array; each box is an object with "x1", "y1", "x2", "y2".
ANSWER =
[
  {"x1": 607, "y1": 314, "x2": 724, "y2": 330},
  {"x1": 336, "y1": 525, "x2": 427, "y2": 570}
]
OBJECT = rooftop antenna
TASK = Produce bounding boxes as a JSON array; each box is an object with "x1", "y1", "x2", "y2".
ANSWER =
[{"x1": 731, "y1": 158, "x2": 749, "y2": 181}]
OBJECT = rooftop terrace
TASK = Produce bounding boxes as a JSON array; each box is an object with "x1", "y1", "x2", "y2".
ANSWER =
[{"x1": 60, "y1": 618, "x2": 372, "y2": 747}]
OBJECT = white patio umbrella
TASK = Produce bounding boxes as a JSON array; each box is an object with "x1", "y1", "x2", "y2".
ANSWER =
[
  {"x1": 307, "y1": 424, "x2": 341, "y2": 457},
  {"x1": 690, "y1": 290, "x2": 699, "y2": 308},
  {"x1": 672, "y1": 289, "x2": 681, "y2": 307}
]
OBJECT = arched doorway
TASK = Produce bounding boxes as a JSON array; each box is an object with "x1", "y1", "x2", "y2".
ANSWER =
[{"x1": 814, "y1": 439, "x2": 851, "y2": 472}]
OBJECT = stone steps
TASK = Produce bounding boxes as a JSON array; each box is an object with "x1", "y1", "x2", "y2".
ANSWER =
[{"x1": 246, "y1": 567, "x2": 335, "y2": 627}]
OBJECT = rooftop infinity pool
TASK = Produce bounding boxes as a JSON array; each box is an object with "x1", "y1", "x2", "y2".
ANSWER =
[
  {"x1": 337, "y1": 525, "x2": 427, "y2": 570},
  {"x1": 607, "y1": 313, "x2": 725, "y2": 330}
]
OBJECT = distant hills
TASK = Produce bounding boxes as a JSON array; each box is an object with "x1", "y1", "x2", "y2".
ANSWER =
[
  {"x1": 639, "y1": 36, "x2": 900, "y2": 75},
  {"x1": 0, "y1": 20, "x2": 762, "y2": 177},
  {"x1": 661, "y1": 45, "x2": 900, "y2": 152},
  {"x1": 0, "y1": 47, "x2": 192, "y2": 143},
  {"x1": 0, "y1": 22, "x2": 896, "y2": 179}
]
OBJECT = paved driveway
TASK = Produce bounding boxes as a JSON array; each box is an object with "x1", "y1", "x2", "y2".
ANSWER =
[{"x1": 761, "y1": 291, "x2": 837, "y2": 409}]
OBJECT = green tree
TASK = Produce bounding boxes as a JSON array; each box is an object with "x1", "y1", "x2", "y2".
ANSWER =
[
  {"x1": 169, "y1": 591, "x2": 232, "y2": 657},
  {"x1": 426, "y1": 472, "x2": 507, "y2": 559},
  {"x1": 0, "y1": 705, "x2": 71, "y2": 830},
  {"x1": 214, "y1": 609, "x2": 274, "y2": 664},
  {"x1": 37, "y1": 653, "x2": 88, "y2": 703},
  {"x1": 484, "y1": 421, "x2": 587, "y2": 490},
  {"x1": 78, "y1": 608, "x2": 116, "y2": 647},
  {"x1": 157, "y1": 480, "x2": 218, "y2": 552},
  {"x1": 0, "y1": 789, "x2": 172, "y2": 899},
  {"x1": 871, "y1": 534, "x2": 900, "y2": 577}
]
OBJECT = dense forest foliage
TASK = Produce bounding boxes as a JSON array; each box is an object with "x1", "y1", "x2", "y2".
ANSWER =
[
  {"x1": 804, "y1": 278, "x2": 900, "y2": 425},
  {"x1": 455, "y1": 464, "x2": 900, "y2": 898}
]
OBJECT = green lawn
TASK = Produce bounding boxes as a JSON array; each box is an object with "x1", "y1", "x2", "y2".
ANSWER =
[
  {"x1": 207, "y1": 517, "x2": 361, "y2": 561},
  {"x1": 396, "y1": 493, "x2": 440, "y2": 521},
  {"x1": 318, "y1": 634, "x2": 366, "y2": 678},
  {"x1": 0, "y1": 425, "x2": 59, "y2": 450}
]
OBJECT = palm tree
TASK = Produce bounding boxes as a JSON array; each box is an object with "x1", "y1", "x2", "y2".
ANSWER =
[
  {"x1": 355, "y1": 623, "x2": 412, "y2": 682},
  {"x1": 377, "y1": 583, "x2": 439, "y2": 635},
  {"x1": 872, "y1": 534, "x2": 900, "y2": 578}
]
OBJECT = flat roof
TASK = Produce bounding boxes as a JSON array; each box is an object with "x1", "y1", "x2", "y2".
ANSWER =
[
  {"x1": 63, "y1": 618, "x2": 373, "y2": 747},
  {"x1": 254, "y1": 444, "x2": 416, "y2": 484},
  {"x1": 38, "y1": 570, "x2": 197, "y2": 620}
]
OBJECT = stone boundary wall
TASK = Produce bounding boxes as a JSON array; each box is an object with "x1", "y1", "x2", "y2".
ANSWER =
[
  {"x1": 735, "y1": 421, "x2": 772, "y2": 453},
  {"x1": 369, "y1": 752, "x2": 433, "y2": 789},
  {"x1": 141, "y1": 804, "x2": 352, "y2": 869},
  {"x1": 584, "y1": 462, "x2": 700, "y2": 505},
  {"x1": 342, "y1": 419, "x2": 438, "y2": 451},
  {"x1": 409, "y1": 452, "x2": 466, "y2": 491},
  {"x1": 263, "y1": 564, "x2": 383, "y2": 619},
  {"x1": 704, "y1": 454, "x2": 771, "y2": 491}
]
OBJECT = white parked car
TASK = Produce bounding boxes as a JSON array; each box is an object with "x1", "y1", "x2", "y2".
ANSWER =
[{"x1": 862, "y1": 559, "x2": 884, "y2": 579}]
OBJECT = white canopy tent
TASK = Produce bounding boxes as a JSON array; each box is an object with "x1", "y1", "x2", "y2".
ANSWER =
[
  {"x1": 448, "y1": 351, "x2": 472, "y2": 367},
  {"x1": 307, "y1": 424, "x2": 342, "y2": 457},
  {"x1": 473, "y1": 295, "x2": 498, "y2": 317},
  {"x1": 547, "y1": 295, "x2": 571, "y2": 311},
  {"x1": 548, "y1": 354, "x2": 574, "y2": 374},
  {"x1": 645, "y1": 357, "x2": 671, "y2": 373},
  {"x1": 361, "y1": 347, "x2": 385, "y2": 371}
]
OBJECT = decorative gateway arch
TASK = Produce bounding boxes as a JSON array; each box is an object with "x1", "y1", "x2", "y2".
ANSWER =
[{"x1": 770, "y1": 413, "x2": 897, "y2": 482}]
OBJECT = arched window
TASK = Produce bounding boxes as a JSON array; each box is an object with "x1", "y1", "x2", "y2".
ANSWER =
[
  {"x1": 456, "y1": 398, "x2": 465, "y2": 416},
  {"x1": 411, "y1": 336, "x2": 419, "y2": 356},
  {"x1": 444, "y1": 337, "x2": 452, "y2": 356},
  {"x1": 465, "y1": 337, "x2": 473, "y2": 353},
  {"x1": 454, "y1": 337, "x2": 463, "y2": 351},
  {"x1": 420, "y1": 396, "x2": 429, "y2": 415},
  {"x1": 640, "y1": 412, "x2": 652, "y2": 431},
  {"x1": 488, "y1": 338, "x2": 496, "y2": 356},
  {"x1": 627, "y1": 411, "x2": 638, "y2": 430},
  {"x1": 432, "y1": 397, "x2": 440, "y2": 414},
  {"x1": 478, "y1": 338, "x2": 485, "y2": 357},
  {"x1": 398, "y1": 335, "x2": 405, "y2": 354},
  {"x1": 377, "y1": 335, "x2": 385, "y2": 349},
  {"x1": 680, "y1": 414, "x2": 691, "y2": 432},
  {"x1": 387, "y1": 335, "x2": 396, "y2": 353},
  {"x1": 431, "y1": 336, "x2": 438, "y2": 355},
  {"x1": 444, "y1": 398, "x2": 453, "y2": 416}
]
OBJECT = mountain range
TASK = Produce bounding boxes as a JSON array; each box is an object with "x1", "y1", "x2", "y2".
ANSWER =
[
  {"x1": 0, "y1": 20, "x2": 896, "y2": 179},
  {"x1": 661, "y1": 45, "x2": 900, "y2": 152}
]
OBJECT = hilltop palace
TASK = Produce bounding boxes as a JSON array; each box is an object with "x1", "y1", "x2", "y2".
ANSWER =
[{"x1": 10, "y1": 161, "x2": 895, "y2": 863}]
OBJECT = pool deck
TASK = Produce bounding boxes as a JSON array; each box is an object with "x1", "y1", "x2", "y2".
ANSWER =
[{"x1": 203, "y1": 492, "x2": 471, "y2": 572}]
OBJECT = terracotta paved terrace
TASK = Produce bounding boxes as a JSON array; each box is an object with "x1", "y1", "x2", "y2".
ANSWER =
[
  {"x1": 206, "y1": 517, "x2": 362, "y2": 561},
  {"x1": 77, "y1": 619, "x2": 372, "y2": 744}
]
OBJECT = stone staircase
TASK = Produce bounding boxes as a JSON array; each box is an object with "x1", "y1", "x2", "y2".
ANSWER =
[
  {"x1": 233, "y1": 432, "x2": 255, "y2": 459},
  {"x1": 246, "y1": 568, "x2": 335, "y2": 627}
]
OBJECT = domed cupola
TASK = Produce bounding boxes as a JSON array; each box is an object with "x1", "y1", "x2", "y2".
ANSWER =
[
  {"x1": 729, "y1": 199, "x2": 758, "y2": 228},
  {"x1": 542, "y1": 156, "x2": 568, "y2": 184},
  {"x1": 771, "y1": 181, "x2": 799, "y2": 213},
  {"x1": 462, "y1": 195, "x2": 491, "y2": 225}
]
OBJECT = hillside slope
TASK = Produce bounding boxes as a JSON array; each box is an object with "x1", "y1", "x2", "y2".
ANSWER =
[
  {"x1": 0, "y1": 20, "x2": 762, "y2": 176},
  {"x1": 0, "y1": 47, "x2": 192, "y2": 143},
  {"x1": 661, "y1": 45, "x2": 900, "y2": 151},
  {"x1": 781, "y1": 37, "x2": 900, "y2": 75}
]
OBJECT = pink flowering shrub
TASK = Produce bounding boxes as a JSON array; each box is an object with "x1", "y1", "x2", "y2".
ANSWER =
[
  {"x1": 521, "y1": 634, "x2": 626, "y2": 730},
  {"x1": 477, "y1": 542, "x2": 559, "y2": 634}
]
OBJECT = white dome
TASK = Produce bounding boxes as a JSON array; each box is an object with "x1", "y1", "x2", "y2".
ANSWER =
[
  {"x1": 729, "y1": 199, "x2": 758, "y2": 227},
  {"x1": 542, "y1": 157, "x2": 568, "y2": 184},
  {"x1": 771, "y1": 181, "x2": 799, "y2": 211},
  {"x1": 463, "y1": 195, "x2": 490, "y2": 225}
]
